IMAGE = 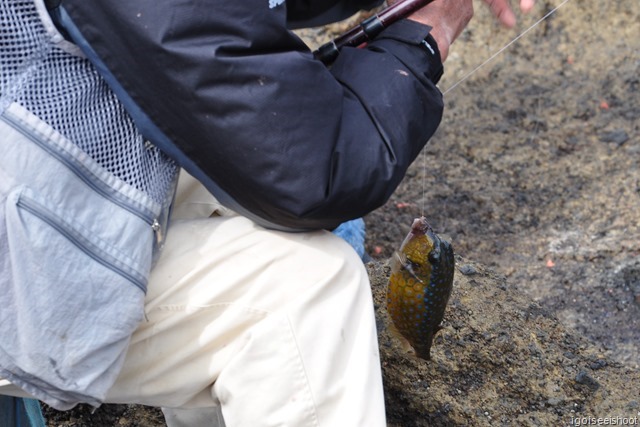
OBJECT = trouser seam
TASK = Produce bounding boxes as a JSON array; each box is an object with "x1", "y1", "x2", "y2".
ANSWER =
[{"x1": 284, "y1": 314, "x2": 320, "y2": 427}]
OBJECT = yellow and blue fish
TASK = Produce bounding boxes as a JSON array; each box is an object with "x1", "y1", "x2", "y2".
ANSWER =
[{"x1": 387, "y1": 217, "x2": 455, "y2": 360}]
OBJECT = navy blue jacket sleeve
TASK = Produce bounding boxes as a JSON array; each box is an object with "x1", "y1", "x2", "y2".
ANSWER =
[{"x1": 58, "y1": 0, "x2": 444, "y2": 231}]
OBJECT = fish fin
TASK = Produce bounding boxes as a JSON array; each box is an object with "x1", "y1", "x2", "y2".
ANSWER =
[
  {"x1": 414, "y1": 345, "x2": 432, "y2": 361},
  {"x1": 403, "y1": 261, "x2": 425, "y2": 284},
  {"x1": 387, "y1": 321, "x2": 416, "y2": 357},
  {"x1": 390, "y1": 251, "x2": 406, "y2": 274},
  {"x1": 413, "y1": 326, "x2": 443, "y2": 361},
  {"x1": 393, "y1": 251, "x2": 424, "y2": 284}
]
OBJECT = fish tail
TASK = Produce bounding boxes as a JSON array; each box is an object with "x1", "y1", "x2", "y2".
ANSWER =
[{"x1": 413, "y1": 342, "x2": 433, "y2": 361}]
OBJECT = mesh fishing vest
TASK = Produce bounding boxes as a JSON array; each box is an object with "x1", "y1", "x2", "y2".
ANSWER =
[
  {"x1": 0, "y1": 1, "x2": 178, "y2": 223},
  {"x1": 0, "y1": 0, "x2": 179, "y2": 409}
]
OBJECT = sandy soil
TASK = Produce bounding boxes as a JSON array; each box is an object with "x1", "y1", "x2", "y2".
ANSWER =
[
  {"x1": 44, "y1": 0, "x2": 638, "y2": 424},
  {"x1": 369, "y1": 258, "x2": 640, "y2": 426},
  {"x1": 365, "y1": 0, "x2": 639, "y2": 368}
]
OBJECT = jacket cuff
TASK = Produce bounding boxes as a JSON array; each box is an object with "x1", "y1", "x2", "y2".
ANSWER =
[{"x1": 371, "y1": 18, "x2": 444, "y2": 84}]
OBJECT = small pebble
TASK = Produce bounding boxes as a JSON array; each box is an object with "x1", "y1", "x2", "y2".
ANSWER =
[
  {"x1": 459, "y1": 264, "x2": 478, "y2": 276},
  {"x1": 589, "y1": 359, "x2": 607, "y2": 370},
  {"x1": 575, "y1": 370, "x2": 600, "y2": 390},
  {"x1": 599, "y1": 129, "x2": 629, "y2": 146}
]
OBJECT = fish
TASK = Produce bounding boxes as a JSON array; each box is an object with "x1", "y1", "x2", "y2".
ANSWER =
[{"x1": 386, "y1": 216, "x2": 455, "y2": 360}]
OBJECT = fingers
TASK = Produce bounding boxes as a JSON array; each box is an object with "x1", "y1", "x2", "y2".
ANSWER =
[
  {"x1": 483, "y1": 0, "x2": 536, "y2": 28},
  {"x1": 483, "y1": 0, "x2": 516, "y2": 27},
  {"x1": 520, "y1": 0, "x2": 536, "y2": 13}
]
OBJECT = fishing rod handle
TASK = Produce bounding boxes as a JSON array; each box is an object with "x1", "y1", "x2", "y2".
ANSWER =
[{"x1": 313, "y1": 0, "x2": 436, "y2": 65}]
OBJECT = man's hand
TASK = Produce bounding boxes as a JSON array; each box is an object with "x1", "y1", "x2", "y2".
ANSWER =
[
  {"x1": 483, "y1": 0, "x2": 536, "y2": 27},
  {"x1": 399, "y1": 0, "x2": 474, "y2": 62},
  {"x1": 394, "y1": 0, "x2": 536, "y2": 62}
]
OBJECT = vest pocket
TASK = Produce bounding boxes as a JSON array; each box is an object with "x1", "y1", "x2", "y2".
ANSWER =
[
  {"x1": 1, "y1": 186, "x2": 146, "y2": 409},
  {"x1": 12, "y1": 188, "x2": 148, "y2": 291}
]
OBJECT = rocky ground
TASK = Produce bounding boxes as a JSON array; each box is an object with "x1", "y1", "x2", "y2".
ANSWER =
[
  {"x1": 44, "y1": 0, "x2": 638, "y2": 425},
  {"x1": 371, "y1": 259, "x2": 639, "y2": 426},
  {"x1": 365, "y1": 0, "x2": 640, "y2": 368}
]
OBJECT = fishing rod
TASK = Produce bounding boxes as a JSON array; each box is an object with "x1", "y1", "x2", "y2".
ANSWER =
[{"x1": 313, "y1": 0, "x2": 436, "y2": 65}]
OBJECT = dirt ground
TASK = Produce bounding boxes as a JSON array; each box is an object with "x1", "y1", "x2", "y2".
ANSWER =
[
  {"x1": 365, "y1": 0, "x2": 640, "y2": 369},
  {"x1": 369, "y1": 258, "x2": 640, "y2": 426},
  {"x1": 43, "y1": 0, "x2": 638, "y2": 425}
]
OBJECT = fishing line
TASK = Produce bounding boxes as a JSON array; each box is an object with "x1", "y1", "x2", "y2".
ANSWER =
[
  {"x1": 420, "y1": 0, "x2": 572, "y2": 216},
  {"x1": 443, "y1": 0, "x2": 572, "y2": 95}
]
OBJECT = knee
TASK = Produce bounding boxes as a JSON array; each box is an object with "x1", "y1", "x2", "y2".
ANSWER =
[{"x1": 285, "y1": 229, "x2": 371, "y2": 305}]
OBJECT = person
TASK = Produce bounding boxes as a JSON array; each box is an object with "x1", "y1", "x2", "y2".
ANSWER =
[{"x1": 0, "y1": 0, "x2": 534, "y2": 425}]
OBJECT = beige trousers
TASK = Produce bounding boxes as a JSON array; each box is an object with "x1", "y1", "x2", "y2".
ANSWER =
[{"x1": 1, "y1": 172, "x2": 386, "y2": 427}]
